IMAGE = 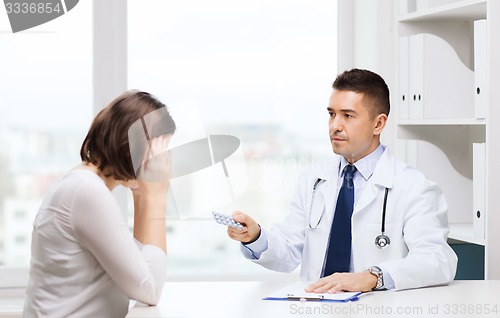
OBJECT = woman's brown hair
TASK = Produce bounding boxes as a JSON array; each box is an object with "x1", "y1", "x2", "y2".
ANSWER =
[{"x1": 80, "y1": 90, "x2": 176, "y2": 181}]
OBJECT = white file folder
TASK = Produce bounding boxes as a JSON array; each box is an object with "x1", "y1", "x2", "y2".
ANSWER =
[
  {"x1": 398, "y1": 0, "x2": 416, "y2": 15},
  {"x1": 408, "y1": 34, "x2": 424, "y2": 119},
  {"x1": 474, "y1": 19, "x2": 487, "y2": 119},
  {"x1": 399, "y1": 36, "x2": 409, "y2": 119},
  {"x1": 398, "y1": 0, "x2": 409, "y2": 16},
  {"x1": 407, "y1": 33, "x2": 474, "y2": 119},
  {"x1": 473, "y1": 143, "x2": 486, "y2": 240}
]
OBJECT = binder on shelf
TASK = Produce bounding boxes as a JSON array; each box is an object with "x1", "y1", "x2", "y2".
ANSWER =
[
  {"x1": 399, "y1": 0, "x2": 408, "y2": 15},
  {"x1": 473, "y1": 143, "x2": 486, "y2": 240},
  {"x1": 474, "y1": 19, "x2": 487, "y2": 119},
  {"x1": 426, "y1": 0, "x2": 464, "y2": 9},
  {"x1": 408, "y1": 34, "x2": 424, "y2": 119},
  {"x1": 400, "y1": 0, "x2": 461, "y2": 15},
  {"x1": 406, "y1": 33, "x2": 474, "y2": 119},
  {"x1": 399, "y1": 0, "x2": 417, "y2": 15},
  {"x1": 399, "y1": 36, "x2": 409, "y2": 119}
]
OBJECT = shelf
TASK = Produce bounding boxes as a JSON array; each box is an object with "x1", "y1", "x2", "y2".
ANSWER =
[
  {"x1": 448, "y1": 223, "x2": 485, "y2": 245},
  {"x1": 398, "y1": 0, "x2": 486, "y2": 22},
  {"x1": 397, "y1": 118, "x2": 486, "y2": 126},
  {"x1": 391, "y1": 0, "x2": 498, "y2": 279},
  {"x1": 397, "y1": 126, "x2": 485, "y2": 179}
]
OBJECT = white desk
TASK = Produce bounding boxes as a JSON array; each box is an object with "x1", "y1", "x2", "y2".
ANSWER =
[
  {"x1": 127, "y1": 280, "x2": 500, "y2": 318},
  {"x1": 2, "y1": 281, "x2": 499, "y2": 317},
  {"x1": 0, "y1": 288, "x2": 24, "y2": 318}
]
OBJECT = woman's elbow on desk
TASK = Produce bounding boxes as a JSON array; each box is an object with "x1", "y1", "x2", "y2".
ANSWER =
[{"x1": 128, "y1": 279, "x2": 164, "y2": 306}]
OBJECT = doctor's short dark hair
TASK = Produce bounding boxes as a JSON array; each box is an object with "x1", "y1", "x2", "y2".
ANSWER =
[
  {"x1": 332, "y1": 68, "x2": 390, "y2": 118},
  {"x1": 80, "y1": 90, "x2": 176, "y2": 181}
]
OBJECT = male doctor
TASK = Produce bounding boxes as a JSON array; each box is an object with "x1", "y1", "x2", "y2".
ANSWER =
[{"x1": 227, "y1": 68, "x2": 458, "y2": 292}]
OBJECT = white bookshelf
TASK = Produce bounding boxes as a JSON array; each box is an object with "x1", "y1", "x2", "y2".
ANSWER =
[
  {"x1": 398, "y1": 0, "x2": 486, "y2": 22},
  {"x1": 395, "y1": 0, "x2": 499, "y2": 279},
  {"x1": 337, "y1": 0, "x2": 500, "y2": 280}
]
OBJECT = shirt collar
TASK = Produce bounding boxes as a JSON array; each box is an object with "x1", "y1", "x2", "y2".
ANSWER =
[{"x1": 339, "y1": 144, "x2": 385, "y2": 180}]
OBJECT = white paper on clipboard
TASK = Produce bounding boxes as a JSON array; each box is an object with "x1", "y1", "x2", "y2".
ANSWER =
[{"x1": 263, "y1": 282, "x2": 362, "y2": 302}]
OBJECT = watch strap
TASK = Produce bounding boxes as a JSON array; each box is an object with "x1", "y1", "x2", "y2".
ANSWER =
[{"x1": 368, "y1": 266, "x2": 384, "y2": 290}]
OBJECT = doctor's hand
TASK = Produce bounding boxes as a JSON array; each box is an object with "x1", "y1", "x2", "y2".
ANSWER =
[
  {"x1": 226, "y1": 211, "x2": 261, "y2": 244},
  {"x1": 305, "y1": 271, "x2": 377, "y2": 294}
]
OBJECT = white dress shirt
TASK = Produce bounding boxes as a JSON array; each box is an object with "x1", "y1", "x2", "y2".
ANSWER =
[{"x1": 243, "y1": 145, "x2": 395, "y2": 288}]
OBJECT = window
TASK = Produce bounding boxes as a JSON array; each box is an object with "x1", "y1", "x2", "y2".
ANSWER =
[
  {"x1": 0, "y1": 0, "x2": 337, "y2": 283},
  {"x1": 0, "y1": 1, "x2": 92, "y2": 268},
  {"x1": 14, "y1": 210, "x2": 26, "y2": 220},
  {"x1": 128, "y1": 0, "x2": 338, "y2": 277}
]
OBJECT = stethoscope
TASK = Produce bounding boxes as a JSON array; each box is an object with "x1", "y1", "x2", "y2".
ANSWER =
[
  {"x1": 308, "y1": 178, "x2": 391, "y2": 249},
  {"x1": 375, "y1": 188, "x2": 391, "y2": 248}
]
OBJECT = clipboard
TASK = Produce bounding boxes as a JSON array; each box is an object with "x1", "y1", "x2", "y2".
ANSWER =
[{"x1": 263, "y1": 282, "x2": 362, "y2": 302}]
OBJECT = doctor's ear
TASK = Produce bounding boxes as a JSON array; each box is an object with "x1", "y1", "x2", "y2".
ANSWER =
[{"x1": 373, "y1": 113, "x2": 388, "y2": 136}]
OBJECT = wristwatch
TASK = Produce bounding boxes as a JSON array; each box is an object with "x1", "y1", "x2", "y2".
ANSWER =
[{"x1": 368, "y1": 266, "x2": 384, "y2": 290}]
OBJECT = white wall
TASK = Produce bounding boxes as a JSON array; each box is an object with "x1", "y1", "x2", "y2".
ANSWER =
[{"x1": 337, "y1": 0, "x2": 397, "y2": 150}]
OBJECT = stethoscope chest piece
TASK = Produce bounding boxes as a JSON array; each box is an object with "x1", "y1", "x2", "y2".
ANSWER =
[{"x1": 375, "y1": 234, "x2": 390, "y2": 249}]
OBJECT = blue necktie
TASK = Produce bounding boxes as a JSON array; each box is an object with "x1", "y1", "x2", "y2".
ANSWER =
[{"x1": 323, "y1": 164, "x2": 356, "y2": 277}]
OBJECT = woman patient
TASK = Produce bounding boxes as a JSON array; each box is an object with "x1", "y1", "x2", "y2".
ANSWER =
[{"x1": 24, "y1": 90, "x2": 176, "y2": 317}]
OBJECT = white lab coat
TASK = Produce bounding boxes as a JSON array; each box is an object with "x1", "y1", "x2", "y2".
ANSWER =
[{"x1": 243, "y1": 148, "x2": 457, "y2": 290}]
